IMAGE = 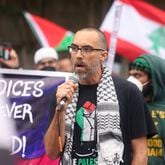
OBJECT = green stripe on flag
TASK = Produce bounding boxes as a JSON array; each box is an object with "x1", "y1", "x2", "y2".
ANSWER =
[{"x1": 55, "y1": 32, "x2": 74, "y2": 51}]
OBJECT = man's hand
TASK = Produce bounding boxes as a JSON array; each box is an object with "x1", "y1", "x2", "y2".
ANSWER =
[
  {"x1": 0, "y1": 49, "x2": 20, "y2": 69},
  {"x1": 56, "y1": 80, "x2": 78, "y2": 106}
]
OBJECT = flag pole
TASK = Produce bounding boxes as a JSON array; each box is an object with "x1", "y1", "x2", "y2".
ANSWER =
[{"x1": 106, "y1": 0, "x2": 123, "y2": 74}]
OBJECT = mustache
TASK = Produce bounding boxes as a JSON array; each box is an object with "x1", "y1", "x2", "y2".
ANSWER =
[{"x1": 74, "y1": 60, "x2": 85, "y2": 66}]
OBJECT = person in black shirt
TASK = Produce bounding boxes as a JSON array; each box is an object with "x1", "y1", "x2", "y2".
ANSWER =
[{"x1": 44, "y1": 28, "x2": 157, "y2": 165}]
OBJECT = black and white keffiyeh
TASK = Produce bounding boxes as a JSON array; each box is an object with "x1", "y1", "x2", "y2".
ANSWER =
[{"x1": 62, "y1": 66, "x2": 124, "y2": 165}]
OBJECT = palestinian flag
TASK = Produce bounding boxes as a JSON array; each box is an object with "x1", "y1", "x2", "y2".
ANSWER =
[
  {"x1": 23, "y1": 11, "x2": 74, "y2": 51},
  {"x1": 100, "y1": 0, "x2": 165, "y2": 61}
]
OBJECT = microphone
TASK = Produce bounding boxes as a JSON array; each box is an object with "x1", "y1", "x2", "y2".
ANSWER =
[{"x1": 57, "y1": 74, "x2": 79, "y2": 111}]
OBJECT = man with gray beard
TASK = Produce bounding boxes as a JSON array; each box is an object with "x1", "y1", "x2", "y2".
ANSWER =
[{"x1": 44, "y1": 28, "x2": 156, "y2": 165}]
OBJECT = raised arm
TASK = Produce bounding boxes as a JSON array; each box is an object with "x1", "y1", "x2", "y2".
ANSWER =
[
  {"x1": 44, "y1": 80, "x2": 78, "y2": 159},
  {"x1": 0, "y1": 49, "x2": 20, "y2": 69}
]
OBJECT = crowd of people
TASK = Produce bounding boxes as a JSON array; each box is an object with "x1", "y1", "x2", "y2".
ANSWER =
[
  {"x1": 1, "y1": 27, "x2": 165, "y2": 165},
  {"x1": 0, "y1": 45, "x2": 73, "y2": 73}
]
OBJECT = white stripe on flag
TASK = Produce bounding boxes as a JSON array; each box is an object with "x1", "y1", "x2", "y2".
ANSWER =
[
  {"x1": 23, "y1": 11, "x2": 49, "y2": 47},
  {"x1": 105, "y1": 2, "x2": 123, "y2": 73},
  {"x1": 101, "y1": 0, "x2": 165, "y2": 60}
]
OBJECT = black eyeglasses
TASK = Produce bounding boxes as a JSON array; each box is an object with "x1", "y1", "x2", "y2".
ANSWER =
[{"x1": 68, "y1": 44, "x2": 106, "y2": 55}]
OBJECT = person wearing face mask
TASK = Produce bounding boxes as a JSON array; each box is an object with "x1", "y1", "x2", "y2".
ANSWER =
[
  {"x1": 128, "y1": 54, "x2": 165, "y2": 165},
  {"x1": 34, "y1": 47, "x2": 59, "y2": 71}
]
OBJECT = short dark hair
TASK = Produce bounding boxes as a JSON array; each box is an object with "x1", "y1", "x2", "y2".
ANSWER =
[{"x1": 76, "y1": 27, "x2": 108, "y2": 51}]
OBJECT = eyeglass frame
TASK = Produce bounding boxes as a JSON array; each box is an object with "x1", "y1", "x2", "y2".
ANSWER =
[{"x1": 68, "y1": 44, "x2": 106, "y2": 55}]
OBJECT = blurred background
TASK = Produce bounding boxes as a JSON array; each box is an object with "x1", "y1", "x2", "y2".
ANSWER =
[{"x1": 0, "y1": 0, "x2": 164, "y2": 76}]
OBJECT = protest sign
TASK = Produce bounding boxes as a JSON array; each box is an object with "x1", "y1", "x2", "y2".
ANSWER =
[{"x1": 0, "y1": 69, "x2": 71, "y2": 164}]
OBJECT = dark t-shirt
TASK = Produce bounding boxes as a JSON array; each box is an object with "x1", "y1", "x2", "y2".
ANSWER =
[
  {"x1": 49, "y1": 76, "x2": 157, "y2": 165},
  {"x1": 71, "y1": 84, "x2": 98, "y2": 165}
]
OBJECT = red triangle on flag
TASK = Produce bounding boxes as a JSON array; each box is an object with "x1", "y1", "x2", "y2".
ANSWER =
[{"x1": 23, "y1": 11, "x2": 74, "y2": 51}]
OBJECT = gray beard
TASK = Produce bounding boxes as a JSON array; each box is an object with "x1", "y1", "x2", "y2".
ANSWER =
[{"x1": 75, "y1": 66, "x2": 98, "y2": 81}]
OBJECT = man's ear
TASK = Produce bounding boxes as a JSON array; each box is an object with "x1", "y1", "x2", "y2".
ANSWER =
[{"x1": 100, "y1": 51, "x2": 108, "y2": 63}]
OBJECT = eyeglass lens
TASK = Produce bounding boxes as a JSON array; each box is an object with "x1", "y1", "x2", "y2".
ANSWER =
[{"x1": 68, "y1": 44, "x2": 103, "y2": 55}]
